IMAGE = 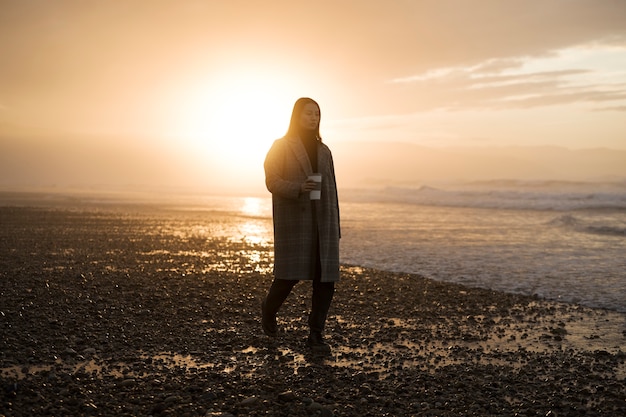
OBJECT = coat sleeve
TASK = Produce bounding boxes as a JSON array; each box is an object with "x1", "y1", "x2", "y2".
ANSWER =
[{"x1": 264, "y1": 139, "x2": 301, "y2": 199}]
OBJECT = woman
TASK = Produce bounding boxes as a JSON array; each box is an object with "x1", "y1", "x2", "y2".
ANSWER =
[{"x1": 262, "y1": 97, "x2": 340, "y2": 353}]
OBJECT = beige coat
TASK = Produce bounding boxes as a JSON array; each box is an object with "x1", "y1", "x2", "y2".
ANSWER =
[{"x1": 264, "y1": 134, "x2": 340, "y2": 282}]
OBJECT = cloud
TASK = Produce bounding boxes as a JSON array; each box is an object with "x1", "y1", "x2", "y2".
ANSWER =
[
  {"x1": 335, "y1": 0, "x2": 626, "y2": 76},
  {"x1": 1, "y1": 0, "x2": 625, "y2": 134},
  {"x1": 593, "y1": 105, "x2": 626, "y2": 112},
  {"x1": 384, "y1": 45, "x2": 626, "y2": 112}
]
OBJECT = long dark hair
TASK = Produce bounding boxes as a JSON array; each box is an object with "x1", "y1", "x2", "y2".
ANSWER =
[{"x1": 285, "y1": 97, "x2": 322, "y2": 141}]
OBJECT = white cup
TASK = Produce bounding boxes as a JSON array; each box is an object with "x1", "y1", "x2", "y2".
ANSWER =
[{"x1": 308, "y1": 173, "x2": 322, "y2": 200}]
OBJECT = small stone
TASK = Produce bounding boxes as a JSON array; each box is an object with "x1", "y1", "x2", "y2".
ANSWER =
[
  {"x1": 239, "y1": 396, "x2": 260, "y2": 407},
  {"x1": 150, "y1": 403, "x2": 167, "y2": 414},
  {"x1": 164, "y1": 395, "x2": 178, "y2": 404},
  {"x1": 64, "y1": 348, "x2": 77, "y2": 357},
  {"x1": 118, "y1": 379, "x2": 135, "y2": 388},
  {"x1": 278, "y1": 390, "x2": 297, "y2": 402},
  {"x1": 308, "y1": 401, "x2": 333, "y2": 416},
  {"x1": 202, "y1": 392, "x2": 218, "y2": 402},
  {"x1": 309, "y1": 401, "x2": 323, "y2": 411}
]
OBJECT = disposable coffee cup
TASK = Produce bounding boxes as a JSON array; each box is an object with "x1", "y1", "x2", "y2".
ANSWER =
[{"x1": 309, "y1": 173, "x2": 322, "y2": 200}]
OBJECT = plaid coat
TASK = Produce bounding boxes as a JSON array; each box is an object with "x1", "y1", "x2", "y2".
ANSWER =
[{"x1": 264, "y1": 134, "x2": 341, "y2": 282}]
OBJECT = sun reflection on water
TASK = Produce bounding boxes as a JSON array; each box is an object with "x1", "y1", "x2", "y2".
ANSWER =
[
  {"x1": 235, "y1": 197, "x2": 272, "y2": 246},
  {"x1": 240, "y1": 197, "x2": 270, "y2": 218},
  {"x1": 136, "y1": 197, "x2": 275, "y2": 275},
  {"x1": 131, "y1": 196, "x2": 276, "y2": 275},
  {"x1": 237, "y1": 220, "x2": 270, "y2": 245}
]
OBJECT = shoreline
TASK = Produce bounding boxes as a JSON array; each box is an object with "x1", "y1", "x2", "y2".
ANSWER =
[{"x1": 1, "y1": 205, "x2": 626, "y2": 416}]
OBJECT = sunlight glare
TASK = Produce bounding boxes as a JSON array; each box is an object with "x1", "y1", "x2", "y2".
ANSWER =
[
  {"x1": 237, "y1": 197, "x2": 272, "y2": 245},
  {"x1": 240, "y1": 197, "x2": 264, "y2": 217},
  {"x1": 240, "y1": 196, "x2": 272, "y2": 218},
  {"x1": 175, "y1": 69, "x2": 296, "y2": 184}
]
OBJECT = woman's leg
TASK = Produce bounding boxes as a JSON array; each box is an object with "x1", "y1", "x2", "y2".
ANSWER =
[
  {"x1": 262, "y1": 278, "x2": 298, "y2": 336},
  {"x1": 307, "y1": 270, "x2": 335, "y2": 353},
  {"x1": 307, "y1": 226, "x2": 335, "y2": 349},
  {"x1": 309, "y1": 276, "x2": 335, "y2": 335},
  {"x1": 265, "y1": 278, "x2": 298, "y2": 315}
]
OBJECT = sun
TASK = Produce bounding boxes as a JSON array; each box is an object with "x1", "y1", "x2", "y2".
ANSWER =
[{"x1": 172, "y1": 69, "x2": 298, "y2": 185}]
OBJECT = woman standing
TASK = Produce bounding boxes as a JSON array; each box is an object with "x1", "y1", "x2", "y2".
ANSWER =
[{"x1": 261, "y1": 97, "x2": 340, "y2": 353}]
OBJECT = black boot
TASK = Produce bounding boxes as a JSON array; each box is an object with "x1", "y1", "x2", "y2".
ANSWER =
[
  {"x1": 261, "y1": 299, "x2": 277, "y2": 337},
  {"x1": 307, "y1": 331, "x2": 331, "y2": 354}
]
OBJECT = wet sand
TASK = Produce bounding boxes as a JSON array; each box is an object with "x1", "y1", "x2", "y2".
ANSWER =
[{"x1": 1, "y1": 200, "x2": 625, "y2": 416}]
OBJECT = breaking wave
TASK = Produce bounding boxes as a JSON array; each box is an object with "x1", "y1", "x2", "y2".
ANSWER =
[
  {"x1": 548, "y1": 214, "x2": 626, "y2": 237},
  {"x1": 342, "y1": 180, "x2": 626, "y2": 211}
]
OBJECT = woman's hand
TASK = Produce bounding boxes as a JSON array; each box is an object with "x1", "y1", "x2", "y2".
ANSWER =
[{"x1": 300, "y1": 179, "x2": 318, "y2": 194}]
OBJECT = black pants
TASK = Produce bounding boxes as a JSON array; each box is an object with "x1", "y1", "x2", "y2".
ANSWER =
[{"x1": 264, "y1": 269, "x2": 335, "y2": 334}]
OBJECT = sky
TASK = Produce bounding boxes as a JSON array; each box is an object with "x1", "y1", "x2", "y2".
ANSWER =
[{"x1": 1, "y1": 0, "x2": 626, "y2": 194}]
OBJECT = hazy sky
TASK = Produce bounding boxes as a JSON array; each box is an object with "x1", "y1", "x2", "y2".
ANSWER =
[{"x1": 1, "y1": 0, "x2": 626, "y2": 192}]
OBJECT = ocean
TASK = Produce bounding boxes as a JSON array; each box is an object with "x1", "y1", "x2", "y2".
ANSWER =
[
  {"x1": 337, "y1": 181, "x2": 626, "y2": 313},
  {"x1": 196, "y1": 180, "x2": 626, "y2": 312}
]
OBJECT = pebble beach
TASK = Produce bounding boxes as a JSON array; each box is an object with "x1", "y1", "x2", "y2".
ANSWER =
[{"x1": 1, "y1": 195, "x2": 626, "y2": 416}]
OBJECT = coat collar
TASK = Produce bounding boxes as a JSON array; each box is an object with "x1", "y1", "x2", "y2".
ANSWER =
[{"x1": 285, "y1": 134, "x2": 326, "y2": 176}]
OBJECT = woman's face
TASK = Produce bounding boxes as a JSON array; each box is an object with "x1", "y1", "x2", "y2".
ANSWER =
[{"x1": 299, "y1": 103, "x2": 320, "y2": 131}]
